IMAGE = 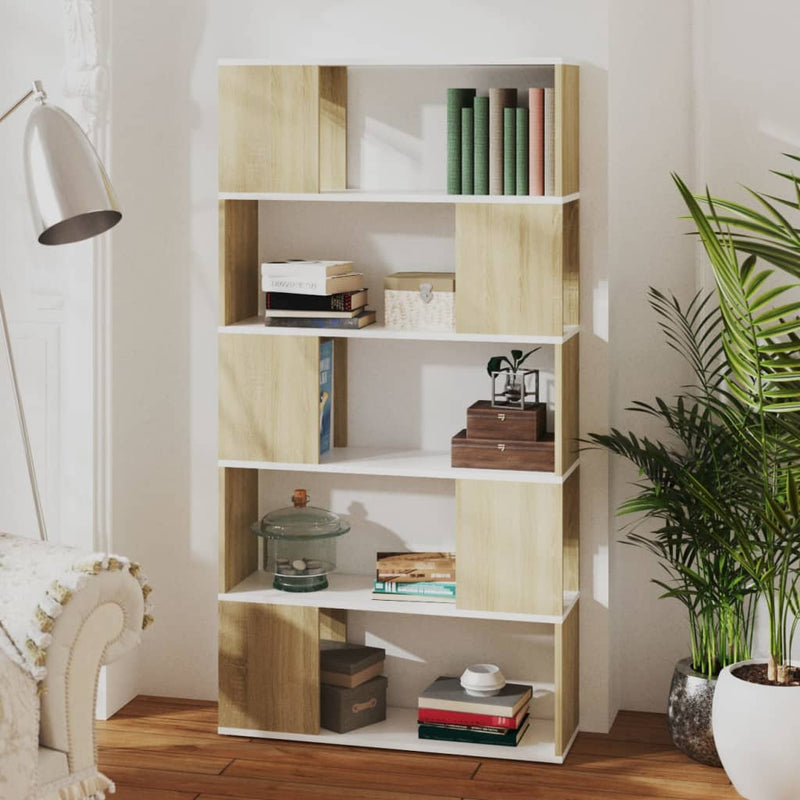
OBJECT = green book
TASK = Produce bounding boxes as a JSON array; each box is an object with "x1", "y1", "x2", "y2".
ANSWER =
[
  {"x1": 503, "y1": 107, "x2": 516, "y2": 196},
  {"x1": 461, "y1": 107, "x2": 474, "y2": 195},
  {"x1": 515, "y1": 107, "x2": 529, "y2": 195},
  {"x1": 419, "y1": 715, "x2": 530, "y2": 746},
  {"x1": 473, "y1": 96, "x2": 489, "y2": 195},
  {"x1": 447, "y1": 89, "x2": 476, "y2": 194}
]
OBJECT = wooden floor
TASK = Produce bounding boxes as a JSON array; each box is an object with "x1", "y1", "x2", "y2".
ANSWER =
[{"x1": 96, "y1": 696, "x2": 740, "y2": 800}]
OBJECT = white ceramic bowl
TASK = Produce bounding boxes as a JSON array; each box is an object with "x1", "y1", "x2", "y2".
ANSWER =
[{"x1": 460, "y1": 664, "x2": 506, "y2": 697}]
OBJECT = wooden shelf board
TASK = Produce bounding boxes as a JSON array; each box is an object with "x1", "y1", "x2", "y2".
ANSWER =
[
  {"x1": 220, "y1": 571, "x2": 579, "y2": 625},
  {"x1": 219, "y1": 707, "x2": 570, "y2": 763},
  {"x1": 219, "y1": 189, "x2": 579, "y2": 205},
  {"x1": 219, "y1": 318, "x2": 580, "y2": 346},
  {"x1": 219, "y1": 57, "x2": 576, "y2": 67},
  {"x1": 219, "y1": 449, "x2": 579, "y2": 485}
]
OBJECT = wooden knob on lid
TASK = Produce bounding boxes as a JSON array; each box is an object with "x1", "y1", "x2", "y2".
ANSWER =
[{"x1": 292, "y1": 489, "x2": 308, "y2": 508}]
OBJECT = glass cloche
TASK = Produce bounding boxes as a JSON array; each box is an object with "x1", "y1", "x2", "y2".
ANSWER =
[{"x1": 251, "y1": 489, "x2": 350, "y2": 592}]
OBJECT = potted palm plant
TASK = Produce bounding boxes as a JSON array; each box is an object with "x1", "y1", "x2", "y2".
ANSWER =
[
  {"x1": 588, "y1": 289, "x2": 757, "y2": 766},
  {"x1": 673, "y1": 161, "x2": 800, "y2": 799}
]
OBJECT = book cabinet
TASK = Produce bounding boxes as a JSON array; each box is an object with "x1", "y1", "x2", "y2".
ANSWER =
[{"x1": 217, "y1": 59, "x2": 580, "y2": 763}]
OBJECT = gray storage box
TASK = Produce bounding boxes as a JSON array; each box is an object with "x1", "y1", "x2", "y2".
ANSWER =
[{"x1": 320, "y1": 674, "x2": 388, "y2": 733}]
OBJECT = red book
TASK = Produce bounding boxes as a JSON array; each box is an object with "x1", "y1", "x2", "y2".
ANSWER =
[
  {"x1": 417, "y1": 702, "x2": 529, "y2": 731},
  {"x1": 528, "y1": 88, "x2": 545, "y2": 196}
]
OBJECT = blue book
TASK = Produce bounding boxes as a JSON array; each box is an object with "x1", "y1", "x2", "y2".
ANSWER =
[{"x1": 319, "y1": 340, "x2": 333, "y2": 455}]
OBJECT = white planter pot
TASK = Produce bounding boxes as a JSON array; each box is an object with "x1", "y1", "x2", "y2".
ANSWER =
[{"x1": 712, "y1": 659, "x2": 800, "y2": 800}]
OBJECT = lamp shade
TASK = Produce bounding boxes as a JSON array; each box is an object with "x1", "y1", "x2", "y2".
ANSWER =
[{"x1": 23, "y1": 102, "x2": 121, "y2": 245}]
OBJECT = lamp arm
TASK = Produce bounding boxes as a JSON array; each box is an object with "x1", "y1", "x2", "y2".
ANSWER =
[{"x1": 0, "y1": 82, "x2": 47, "y2": 126}]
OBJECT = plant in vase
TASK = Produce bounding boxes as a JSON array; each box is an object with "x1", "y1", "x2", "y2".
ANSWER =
[
  {"x1": 487, "y1": 348, "x2": 540, "y2": 408},
  {"x1": 587, "y1": 288, "x2": 757, "y2": 766},
  {"x1": 673, "y1": 161, "x2": 800, "y2": 799}
]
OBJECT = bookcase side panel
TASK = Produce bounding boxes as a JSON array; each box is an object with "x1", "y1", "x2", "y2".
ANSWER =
[
  {"x1": 562, "y1": 200, "x2": 580, "y2": 327},
  {"x1": 219, "y1": 65, "x2": 320, "y2": 193},
  {"x1": 455, "y1": 480, "x2": 563, "y2": 616},
  {"x1": 318, "y1": 66, "x2": 347, "y2": 192},
  {"x1": 219, "y1": 334, "x2": 320, "y2": 463},
  {"x1": 555, "y1": 601, "x2": 580, "y2": 756},
  {"x1": 455, "y1": 204, "x2": 564, "y2": 337},
  {"x1": 562, "y1": 468, "x2": 580, "y2": 596},
  {"x1": 219, "y1": 601, "x2": 321, "y2": 734},
  {"x1": 554, "y1": 64, "x2": 579, "y2": 197},
  {"x1": 319, "y1": 608, "x2": 348, "y2": 642},
  {"x1": 219, "y1": 467, "x2": 258, "y2": 593},
  {"x1": 555, "y1": 334, "x2": 579, "y2": 475},
  {"x1": 220, "y1": 199, "x2": 259, "y2": 326}
]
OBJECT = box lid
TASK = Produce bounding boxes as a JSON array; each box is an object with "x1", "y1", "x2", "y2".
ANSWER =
[
  {"x1": 384, "y1": 272, "x2": 455, "y2": 292},
  {"x1": 467, "y1": 400, "x2": 546, "y2": 418},
  {"x1": 320, "y1": 640, "x2": 386, "y2": 675}
]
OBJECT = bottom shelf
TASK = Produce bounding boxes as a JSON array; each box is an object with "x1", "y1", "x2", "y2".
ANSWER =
[{"x1": 219, "y1": 706, "x2": 576, "y2": 764}]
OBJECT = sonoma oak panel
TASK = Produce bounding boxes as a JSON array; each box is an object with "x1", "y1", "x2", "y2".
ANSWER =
[
  {"x1": 219, "y1": 602, "x2": 320, "y2": 734},
  {"x1": 319, "y1": 608, "x2": 347, "y2": 642},
  {"x1": 318, "y1": 67, "x2": 347, "y2": 191},
  {"x1": 554, "y1": 602, "x2": 579, "y2": 757},
  {"x1": 555, "y1": 334, "x2": 579, "y2": 475},
  {"x1": 562, "y1": 201, "x2": 580, "y2": 326},
  {"x1": 562, "y1": 469, "x2": 580, "y2": 595},
  {"x1": 554, "y1": 65, "x2": 579, "y2": 196},
  {"x1": 219, "y1": 199, "x2": 258, "y2": 326},
  {"x1": 219, "y1": 468, "x2": 258, "y2": 593},
  {"x1": 456, "y1": 480, "x2": 563, "y2": 615},
  {"x1": 219, "y1": 334, "x2": 319, "y2": 463},
  {"x1": 332, "y1": 338, "x2": 348, "y2": 447},
  {"x1": 219, "y1": 66, "x2": 320, "y2": 193},
  {"x1": 455, "y1": 204, "x2": 566, "y2": 337}
]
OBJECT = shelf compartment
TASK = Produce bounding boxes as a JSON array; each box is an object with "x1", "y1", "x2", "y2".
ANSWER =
[
  {"x1": 220, "y1": 317, "x2": 580, "y2": 345},
  {"x1": 219, "y1": 705, "x2": 574, "y2": 764},
  {"x1": 219, "y1": 448, "x2": 579, "y2": 484},
  {"x1": 219, "y1": 190, "x2": 580, "y2": 205},
  {"x1": 220, "y1": 571, "x2": 579, "y2": 625}
]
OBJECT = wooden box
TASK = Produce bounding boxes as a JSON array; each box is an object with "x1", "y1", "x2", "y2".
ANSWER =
[
  {"x1": 321, "y1": 675, "x2": 388, "y2": 733},
  {"x1": 466, "y1": 400, "x2": 547, "y2": 442},
  {"x1": 451, "y1": 430, "x2": 555, "y2": 472}
]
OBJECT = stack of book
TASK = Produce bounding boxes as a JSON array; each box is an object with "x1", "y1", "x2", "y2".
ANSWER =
[
  {"x1": 418, "y1": 676, "x2": 532, "y2": 747},
  {"x1": 373, "y1": 552, "x2": 456, "y2": 603},
  {"x1": 262, "y1": 260, "x2": 376, "y2": 329},
  {"x1": 447, "y1": 87, "x2": 554, "y2": 197}
]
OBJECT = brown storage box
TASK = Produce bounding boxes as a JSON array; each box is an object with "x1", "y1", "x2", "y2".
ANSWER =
[
  {"x1": 466, "y1": 400, "x2": 547, "y2": 442},
  {"x1": 451, "y1": 429, "x2": 555, "y2": 472},
  {"x1": 321, "y1": 675, "x2": 388, "y2": 733}
]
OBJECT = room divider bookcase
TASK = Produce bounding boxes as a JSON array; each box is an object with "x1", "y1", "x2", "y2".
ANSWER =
[{"x1": 217, "y1": 58, "x2": 580, "y2": 763}]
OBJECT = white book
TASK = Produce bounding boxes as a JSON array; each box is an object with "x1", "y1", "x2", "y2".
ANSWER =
[
  {"x1": 543, "y1": 87, "x2": 555, "y2": 196},
  {"x1": 260, "y1": 260, "x2": 353, "y2": 281},
  {"x1": 261, "y1": 272, "x2": 365, "y2": 296}
]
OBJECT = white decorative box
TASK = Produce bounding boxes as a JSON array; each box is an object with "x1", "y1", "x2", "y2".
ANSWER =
[{"x1": 384, "y1": 272, "x2": 455, "y2": 331}]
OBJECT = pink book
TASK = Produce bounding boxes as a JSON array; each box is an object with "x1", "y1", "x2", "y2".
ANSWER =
[{"x1": 528, "y1": 88, "x2": 545, "y2": 197}]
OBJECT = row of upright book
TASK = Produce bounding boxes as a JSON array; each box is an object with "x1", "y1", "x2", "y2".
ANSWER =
[{"x1": 447, "y1": 87, "x2": 555, "y2": 196}]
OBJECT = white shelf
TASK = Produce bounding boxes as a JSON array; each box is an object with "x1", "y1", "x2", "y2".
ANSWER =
[
  {"x1": 219, "y1": 57, "x2": 576, "y2": 67},
  {"x1": 220, "y1": 707, "x2": 572, "y2": 764},
  {"x1": 219, "y1": 317, "x2": 580, "y2": 346},
  {"x1": 220, "y1": 571, "x2": 579, "y2": 625},
  {"x1": 219, "y1": 448, "x2": 577, "y2": 485},
  {"x1": 219, "y1": 189, "x2": 579, "y2": 205}
]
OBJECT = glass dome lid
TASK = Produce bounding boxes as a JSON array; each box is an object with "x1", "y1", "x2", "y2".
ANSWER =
[{"x1": 252, "y1": 489, "x2": 350, "y2": 540}]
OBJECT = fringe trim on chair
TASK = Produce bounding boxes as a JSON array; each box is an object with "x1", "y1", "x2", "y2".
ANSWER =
[{"x1": 36, "y1": 768, "x2": 115, "y2": 800}]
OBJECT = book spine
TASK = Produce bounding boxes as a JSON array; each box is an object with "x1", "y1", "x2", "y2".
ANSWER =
[
  {"x1": 461, "y1": 106, "x2": 474, "y2": 195},
  {"x1": 528, "y1": 88, "x2": 544, "y2": 196},
  {"x1": 265, "y1": 292, "x2": 358, "y2": 312},
  {"x1": 473, "y1": 96, "x2": 489, "y2": 195},
  {"x1": 262, "y1": 275, "x2": 330, "y2": 294},
  {"x1": 418, "y1": 723, "x2": 523, "y2": 746},
  {"x1": 489, "y1": 88, "x2": 515, "y2": 195},
  {"x1": 544, "y1": 87, "x2": 555, "y2": 195},
  {"x1": 503, "y1": 107, "x2": 516, "y2": 196},
  {"x1": 417, "y1": 708, "x2": 521, "y2": 730},
  {"x1": 374, "y1": 580, "x2": 456, "y2": 597},
  {"x1": 515, "y1": 107, "x2": 529, "y2": 196},
  {"x1": 264, "y1": 313, "x2": 371, "y2": 329},
  {"x1": 447, "y1": 89, "x2": 475, "y2": 194},
  {"x1": 377, "y1": 572, "x2": 456, "y2": 582}
]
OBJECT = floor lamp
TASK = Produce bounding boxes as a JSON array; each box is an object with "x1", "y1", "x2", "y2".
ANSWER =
[{"x1": 0, "y1": 80, "x2": 121, "y2": 542}]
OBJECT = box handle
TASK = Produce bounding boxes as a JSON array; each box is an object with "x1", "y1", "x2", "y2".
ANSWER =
[
  {"x1": 419, "y1": 282, "x2": 433, "y2": 304},
  {"x1": 497, "y1": 443, "x2": 506, "y2": 452},
  {"x1": 352, "y1": 698, "x2": 378, "y2": 714}
]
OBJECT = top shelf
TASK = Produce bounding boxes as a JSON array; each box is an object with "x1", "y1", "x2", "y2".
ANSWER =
[
  {"x1": 219, "y1": 190, "x2": 579, "y2": 205},
  {"x1": 218, "y1": 58, "x2": 577, "y2": 67}
]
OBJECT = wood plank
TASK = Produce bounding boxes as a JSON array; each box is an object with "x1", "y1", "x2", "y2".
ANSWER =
[
  {"x1": 111, "y1": 788, "x2": 196, "y2": 800},
  {"x1": 219, "y1": 468, "x2": 258, "y2": 593},
  {"x1": 319, "y1": 608, "x2": 347, "y2": 642},
  {"x1": 554, "y1": 333, "x2": 579, "y2": 475},
  {"x1": 554, "y1": 64, "x2": 579, "y2": 196},
  {"x1": 100, "y1": 747, "x2": 231, "y2": 775},
  {"x1": 318, "y1": 67, "x2": 347, "y2": 192},
  {"x1": 332, "y1": 337, "x2": 348, "y2": 447},
  {"x1": 455, "y1": 204, "x2": 567, "y2": 337},
  {"x1": 219, "y1": 334, "x2": 319, "y2": 463},
  {"x1": 554, "y1": 601, "x2": 579, "y2": 756},
  {"x1": 562, "y1": 753, "x2": 732, "y2": 785},
  {"x1": 219, "y1": 199, "x2": 258, "y2": 326},
  {"x1": 218, "y1": 602, "x2": 320, "y2": 734},
  {"x1": 562, "y1": 468, "x2": 580, "y2": 595},
  {"x1": 456, "y1": 480, "x2": 563, "y2": 615},
  {"x1": 219, "y1": 66, "x2": 320, "y2": 193}
]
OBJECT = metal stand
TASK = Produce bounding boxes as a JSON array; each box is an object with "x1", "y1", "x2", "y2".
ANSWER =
[{"x1": 0, "y1": 290, "x2": 48, "y2": 541}]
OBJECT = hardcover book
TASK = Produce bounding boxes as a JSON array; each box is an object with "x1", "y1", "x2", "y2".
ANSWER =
[
  {"x1": 489, "y1": 88, "x2": 516, "y2": 195},
  {"x1": 260, "y1": 260, "x2": 353, "y2": 279},
  {"x1": 447, "y1": 88, "x2": 477, "y2": 194},
  {"x1": 418, "y1": 714, "x2": 530, "y2": 746},
  {"x1": 473, "y1": 95, "x2": 489, "y2": 195},
  {"x1": 373, "y1": 580, "x2": 456, "y2": 597},
  {"x1": 417, "y1": 703, "x2": 530, "y2": 730},
  {"x1": 461, "y1": 106, "x2": 474, "y2": 195},
  {"x1": 265, "y1": 289, "x2": 368, "y2": 313},
  {"x1": 376, "y1": 552, "x2": 456, "y2": 582},
  {"x1": 418, "y1": 676, "x2": 532, "y2": 717},
  {"x1": 319, "y1": 339, "x2": 333, "y2": 455},
  {"x1": 264, "y1": 309, "x2": 376, "y2": 329},
  {"x1": 265, "y1": 308, "x2": 362, "y2": 319},
  {"x1": 372, "y1": 591, "x2": 455, "y2": 604},
  {"x1": 503, "y1": 106, "x2": 516, "y2": 196},
  {"x1": 543, "y1": 87, "x2": 555, "y2": 195},
  {"x1": 528, "y1": 87, "x2": 545, "y2": 196},
  {"x1": 262, "y1": 272, "x2": 364, "y2": 296},
  {"x1": 515, "y1": 106, "x2": 529, "y2": 195}
]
